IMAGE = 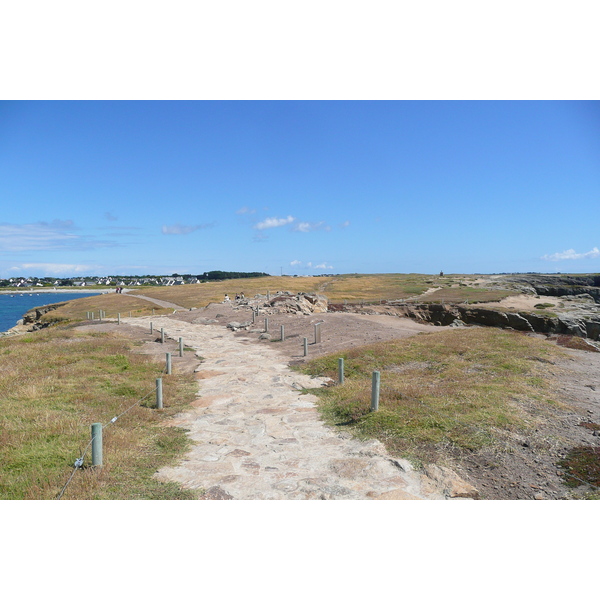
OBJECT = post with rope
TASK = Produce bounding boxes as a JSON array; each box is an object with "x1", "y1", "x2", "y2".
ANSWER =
[
  {"x1": 371, "y1": 371, "x2": 380, "y2": 412},
  {"x1": 91, "y1": 423, "x2": 103, "y2": 467},
  {"x1": 156, "y1": 378, "x2": 163, "y2": 409}
]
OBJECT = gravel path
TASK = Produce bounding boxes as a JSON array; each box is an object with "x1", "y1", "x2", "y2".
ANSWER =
[{"x1": 121, "y1": 314, "x2": 453, "y2": 500}]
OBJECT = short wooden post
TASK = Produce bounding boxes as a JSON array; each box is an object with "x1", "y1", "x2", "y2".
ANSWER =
[
  {"x1": 314, "y1": 323, "x2": 321, "y2": 344},
  {"x1": 252, "y1": 310, "x2": 255, "y2": 324},
  {"x1": 150, "y1": 322, "x2": 153, "y2": 334},
  {"x1": 179, "y1": 337, "x2": 183, "y2": 357},
  {"x1": 99, "y1": 311, "x2": 102, "y2": 323},
  {"x1": 264, "y1": 318, "x2": 269, "y2": 332},
  {"x1": 91, "y1": 423, "x2": 103, "y2": 466},
  {"x1": 371, "y1": 371, "x2": 380, "y2": 411},
  {"x1": 161, "y1": 328, "x2": 165, "y2": 343},
  {"x1": 152, "y1": 308, "x2": 155, "y2": 315},
  {"x1": 303, "y1": 337, "x2": 308, "y2": 356},
  {"x1": 267, "y1": 291, "x2": 270, "y2": 301},
  {"x1": 129, "y1": 311, "x2": 132, "y2": 317},
  {"x1": 166, "y1": 353, "x2": 172, "y2": 375},
  {"x1": 156, "y1": 378, "x2": 163, "y2": 409},
  {"x1": 338, "y1": 358, "x2": 345, "y2": 384},
  {"x1": 117, "y1": 313, "x2": 121, "y2": 324},
  {"x1": 281, "y1": 325, "x2": 285, "y2": 341}
]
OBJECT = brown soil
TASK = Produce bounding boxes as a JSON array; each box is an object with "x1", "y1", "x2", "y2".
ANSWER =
[{"x1": 76, "y1": 302, "x2": 600, "y2": 500}]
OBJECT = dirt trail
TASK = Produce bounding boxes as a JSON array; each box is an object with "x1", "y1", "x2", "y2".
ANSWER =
[
  {"x1": 122, "y1": 291, "x2": 186, "y2": 311},
  {"x1": 121, "y1": 314, "x2": 460, "y2": 500}
]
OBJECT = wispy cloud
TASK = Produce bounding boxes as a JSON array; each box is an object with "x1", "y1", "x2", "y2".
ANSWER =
[
  {"x1": 104, "y1": 212, "x2": 118, "y2": 222},
  {"x1": 161, "y1": 223, "x2": 216, "y2": 235},
  {"x1": 0, "y1": 221, "x2": 116, "y2": 253},
  {"x1": 340, "y1": 220, "x2": 351, "y2": 228},
  {"x1": 9, "y1": 263, "x2": 93, "y2": 275},
  {"x1": 294, "y1": 260, "x2": 334, "y2": 270},
  {"x1": 541, "y1": 247, "x2": 600, "y2": 261},
  {"x1": 292, "y1": 221, "x2": 331, "y2": 233},
  {"x1": 236, "y1": 206, "x2": 256, "y2": 215},
  {"x1": 254, "y1": 216, "x2": 295, "y2": 230}
]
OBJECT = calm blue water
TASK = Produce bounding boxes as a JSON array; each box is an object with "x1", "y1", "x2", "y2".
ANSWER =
[{"x1": 0, "y1": 292, "x2": 102, "y2": 332}]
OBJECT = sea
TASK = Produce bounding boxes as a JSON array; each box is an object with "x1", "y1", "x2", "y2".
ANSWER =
[{"x1": 0, "y1": 292, "x2": 103, "y2": 333}]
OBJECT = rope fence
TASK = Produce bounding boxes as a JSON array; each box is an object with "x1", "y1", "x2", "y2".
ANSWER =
[{"x1": 54, "y1": 323, "x2": 187, "y2": 500}]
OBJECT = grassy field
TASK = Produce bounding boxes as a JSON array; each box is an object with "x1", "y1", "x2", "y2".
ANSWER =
[
  {"x1": 37, "y1": 293, "x2": 174, "y2": 325},
  {"x1": 124, "y1": 273, "x2": 514, "y2": 306},
  {"x1": 28, "y1": 274, "x2": 518, "y2": 324},
  {"x1": 421, "y1": 287, "x2": 515, "y2": 304},
  {"x1": 0, "y1": 325, "x2": 199, "y2": 500},
  {"x1": 297, "y1": 327, "x2": 567, "y2": 467}
]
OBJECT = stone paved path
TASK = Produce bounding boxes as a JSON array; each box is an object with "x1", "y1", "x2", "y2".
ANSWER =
[{"x1": 122, "y1": 315, "x2": 451, "y2": 500}]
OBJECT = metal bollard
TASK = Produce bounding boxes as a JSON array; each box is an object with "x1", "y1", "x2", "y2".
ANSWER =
[
  {"x1": 371, "y1": 371, "x2": 380, "y2": 411},
  {"x1": 150, "y1": 322, "x2": 153, "y2": 334},
  {"x1": 303, "y1": 337, "x2": 308, "y2": 356},
  {"x1": 314, "y1": 323, "x2": 321, "y2": 344},
  {"x1": 338, "y1": 357, "x2": 345, "y2": 384},
  {"x1": 91, "y1": 423, "x2": 103, "y2": 466},
  {"x1": 264, "y1": 318, "x2": 269, "y2": 332},
  {"x1": 161, "y1": 328, "x2": 165, "y2": 344},
  {"x1": 118, "y1": 313, "x2": 121, "y2": 325},
  {"x1": 281, "y1": 325, "x2": 285, "y2": 342},
  {"x1": 166, "y1": 352, "x2": 172, "y2": 375},
  {"x1": 156, "y1": 378, "x2": 163, "y2": 409},
  {"x1": 179, "y1": 337, "x2": 183, "y2": 357}
]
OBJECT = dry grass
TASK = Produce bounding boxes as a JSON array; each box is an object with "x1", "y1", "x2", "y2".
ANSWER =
[
  {"x1": 127, "y1": 276, "x2": 322, "y2": 308},
  {"x1": 0, "y1": 326, "x2": 198, "y2": 499},
  {"x1": 37, "y1": 294, "x2": 173, "y2": 324},
  {"x1": 298, "y1": 327, "x2": 567, "y2": 466},
  {"x1": 421, "y1": 287, "x2": 515, "y2": 304},
  {"x1": 36, "y1": 274, "x2": 513, "y2": 319}
]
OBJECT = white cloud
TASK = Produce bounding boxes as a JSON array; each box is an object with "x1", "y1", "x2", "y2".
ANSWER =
[
  {"x1": 290, "y1": 260, "x2": 302, "y2": 266},
  {"x1": 314, "y1": 262, "x2": 333, "y2": 270},
  {"x1": 292, "y1": 221, "x2": 331, "y2": 233},
  {"x1": 340, "y1": 220, "x2": 351, "y2": 228},
  {"x1": 254, "y1": 216, "x2": 295, "y2": 230},
  {"x1": 162, "y1": 223, "x2": 215, "y2": 235},
  {"x1": 0, "y1": 221, "x2": 78, "y2": 252},
  {"x1": 541, "y1": 247, "x2": 600, "y2": 261},
  {"x1": 236, "y1": 207, "x2": 256, "y2": 215},
  {"x1": 9, "y1": 263, "x2": 92, "y2": 275}
]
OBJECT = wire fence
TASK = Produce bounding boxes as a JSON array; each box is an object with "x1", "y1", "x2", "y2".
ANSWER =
[{"x1": 55, "y1": 360, "x2": 170, "y2": 500}]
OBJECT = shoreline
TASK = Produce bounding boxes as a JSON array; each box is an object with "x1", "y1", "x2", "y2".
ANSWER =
[
  {"x1": 0, "y1": 288, "x2": 110, "y2": 295},
  {"x1": 0, "y1": 289, "x2": 109, "y2": 336}
]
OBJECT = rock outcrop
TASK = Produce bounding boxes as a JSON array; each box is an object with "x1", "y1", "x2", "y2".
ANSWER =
[
  {"x1": 238, "y1": 291, "x2": 328, "y2": 316},
  {"x1": 22, "y1": 302, "x2": 67, "y2": 330}
]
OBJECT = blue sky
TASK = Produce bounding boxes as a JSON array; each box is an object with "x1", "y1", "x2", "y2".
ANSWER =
[{"x1": 1, "y1": 100, "x2": 599, "y2": 278}]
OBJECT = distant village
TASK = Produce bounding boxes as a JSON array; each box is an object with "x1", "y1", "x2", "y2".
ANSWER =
[
  {"x1": 0, "y1": 270, "x2": 335, "y2": 289},
  {"x1": 1, "y1": 275, "x2": 200, "y2": 288}
]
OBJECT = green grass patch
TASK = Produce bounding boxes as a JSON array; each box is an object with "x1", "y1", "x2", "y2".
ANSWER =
[
  {"x1": 297, "y1": 328, "x2": 566, "y2": 466},
  {"x1": 0, "y1": 326, "x2": 198, "y2": 500},
  {"x1": 558, "y1": 446, "x2": 600, "y2": 490},
  {"x1": 424, "y1": 287, "x2": 515, "y2": 304}
]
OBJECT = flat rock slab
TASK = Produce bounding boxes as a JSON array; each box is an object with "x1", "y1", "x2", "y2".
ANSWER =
[{"x1": 123, "y1": 315, "x2": 459, "y2": 500}]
